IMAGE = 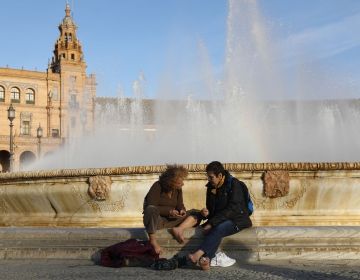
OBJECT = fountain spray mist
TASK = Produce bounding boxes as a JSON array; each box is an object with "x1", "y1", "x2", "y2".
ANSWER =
[{"x1": 28, "y1": 0, "x2": 360, "y2": 171}]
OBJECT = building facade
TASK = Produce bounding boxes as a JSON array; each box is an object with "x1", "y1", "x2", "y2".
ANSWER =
[{"x1": 0, "y1": 4, "x2": 96, "y2": 172}]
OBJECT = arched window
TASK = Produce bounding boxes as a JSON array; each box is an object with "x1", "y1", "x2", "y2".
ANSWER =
[
  {"x1": 10, "y1": 87, "x2": 20, "y2": 103},
  {"x1": 0, "y1": 86, "x2": 4, "y2": 102},
  {"x1": 69, "y1": 33, "x2": 72, "y2": 41},
  {"x1": 71, "y1": 53, "x2": 75, "y2": 60},
  {"x1": 25, "y1": 88, "x2": 35, "y2": 104}
]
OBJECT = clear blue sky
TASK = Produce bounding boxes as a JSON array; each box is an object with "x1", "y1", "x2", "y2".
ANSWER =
[{"x1": 0, "y1": 0, "x2": 359, "y2": 99}]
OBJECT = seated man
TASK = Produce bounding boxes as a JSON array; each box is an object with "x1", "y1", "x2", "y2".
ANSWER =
[{"x1": 188, "y1": 161, "x2": 252, "y2": 270}]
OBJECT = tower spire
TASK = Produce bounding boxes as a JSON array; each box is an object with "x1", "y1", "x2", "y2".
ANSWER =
[
  {"x1": 65, "y1": 3, "x2": 71, "y2": 17},
  {"x1": 49, "y1": 3, "x2": 85, "y2": 73}
]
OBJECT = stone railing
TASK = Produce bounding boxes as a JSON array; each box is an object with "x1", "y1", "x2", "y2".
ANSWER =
[{"x1": 1, "y1": 161, "x2": 360, "y2": 180}]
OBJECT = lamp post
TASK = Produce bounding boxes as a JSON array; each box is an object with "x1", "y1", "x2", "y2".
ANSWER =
[
  {"x1": 37, "y1": 124, "x2": 43, "y2": 159},
  {"x1": 7, "y1": 104, "x2": 15, "y2": 172}
]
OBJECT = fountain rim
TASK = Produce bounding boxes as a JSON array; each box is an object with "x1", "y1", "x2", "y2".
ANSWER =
[{"x1": 1, "y1": 162, "x2": 360, "y2": 181}]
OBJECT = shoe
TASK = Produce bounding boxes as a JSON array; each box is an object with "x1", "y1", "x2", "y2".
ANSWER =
[
  {"x1": 150, "y1": 257, "x2": 178, "y2": 270},
  {"x1": 210, "y1": 252, "x2": 236, "y2": 267}
]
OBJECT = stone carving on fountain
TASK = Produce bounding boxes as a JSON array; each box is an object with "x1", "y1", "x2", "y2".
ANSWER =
[
  {"x1": 251, "y1": 181, "x2": 307, "y2": 211},
  {"x1": 263, "y1": 170, "x2": 289, "y2": 198},
  {"x1": 88, "y1": 176, "x2": 112, "y2": 201},
  {"x1": 71, "y1": 177, "x2": 128, "y2": 214}
]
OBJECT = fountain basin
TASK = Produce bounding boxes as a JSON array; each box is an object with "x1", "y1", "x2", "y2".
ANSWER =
[{"x1": 0, "y1": 162, "x2": 360, "y2": 227}]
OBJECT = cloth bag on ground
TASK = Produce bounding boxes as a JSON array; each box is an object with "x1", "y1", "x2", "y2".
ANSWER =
[{"x1": 100, "y1": 238, "x2": 159, "y2": 268}]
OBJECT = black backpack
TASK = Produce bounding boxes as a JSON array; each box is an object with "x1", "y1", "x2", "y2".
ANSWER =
[{"x1": 227, "y1": 176, "x2": 254, "y2": 216}]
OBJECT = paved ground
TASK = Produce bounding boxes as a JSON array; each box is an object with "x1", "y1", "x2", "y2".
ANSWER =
[{"x1": 0, "y1": 259, "x2": 359, "y2": 280}]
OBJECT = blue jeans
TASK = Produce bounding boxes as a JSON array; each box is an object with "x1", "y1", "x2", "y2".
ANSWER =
[{"x1": 199, "y1": 220, "x2": 241, "y2": 259}]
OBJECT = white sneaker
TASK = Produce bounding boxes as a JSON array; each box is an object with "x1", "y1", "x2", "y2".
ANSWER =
[{"x1": 210, "y1": 252, "x2": 236, "y2": 267}]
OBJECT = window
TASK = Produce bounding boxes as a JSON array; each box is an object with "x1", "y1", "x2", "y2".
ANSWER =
[
  {"x1": 70, "y1": 75, "x2": 76, "y2": 87},
  {"x1": 11, "y1": 87, "x2": 20, "y2": 103},
  {"x1": 25, "y1": 88, "x2": 35, "y2": 104},
  {"x1": 71, "y1": 117, "x2": 76, "y2": 128},
  {"x1": 70, "y1": 94, "x2": 76, "y2": 103},
  {"x1": 71, "y1": 54, "x2": 75, "y2": 60},
  {"x1": 21, "y1": 121, "x2": 30, "y2": 135},
  {"x1": 65, "y1": 33, "x2": 72, "y2": 42},
  {"x1": 52, "y1": 129, "x2": 59, "y2": 138},
  {"x1": 0, "y1": 86, "x2": 4, "y2": 102},
  {"x1": 52, "y1": 88, "x2": 59, "y2": 101},
  {"x1": 69, "y1": 94, "x2": 78, "y2": 109},
  {"x1": 20, "y1": 112, "x2": 32, "y2": 134}
]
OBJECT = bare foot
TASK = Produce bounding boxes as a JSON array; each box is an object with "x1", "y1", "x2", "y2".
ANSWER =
[
  {"x1": 188, "y1": 253, "x2": 197, "y2": 264},
  {"x1": 150, "y1": 239, "x2": 163, "y2": 255},
  {"x1": 199, "y1": 256, "x2": 210, "y2": 271},
  {"x1": 188, "y1": 254, "x2": 210, "y2": 270},
  {"x1": 170, "y1": 227, "x2": 185, "y2": 243}
]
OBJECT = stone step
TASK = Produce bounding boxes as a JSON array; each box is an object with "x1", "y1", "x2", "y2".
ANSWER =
[{"x1": 0, "y1": 226, "x2": 359, "y2": 260}]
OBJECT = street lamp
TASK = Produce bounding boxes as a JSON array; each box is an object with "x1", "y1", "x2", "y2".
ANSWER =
[
  {"x1": 7, "y1": 104, "x2": 15, "y2": 172},
  {"x1": 37, "y1": 124, "x2": 43, "y2": 159}
]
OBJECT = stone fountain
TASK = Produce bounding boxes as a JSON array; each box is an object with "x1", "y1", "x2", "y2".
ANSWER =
[
  {"x1": 1, "y1": 162, "x2": 360, "y2": 228},
  {"x1": 1, "y1": 0, "x2": 360, "y2": 260},
  {"x1": 1, "y1": 162, "x2": 360, "y2": 260}
]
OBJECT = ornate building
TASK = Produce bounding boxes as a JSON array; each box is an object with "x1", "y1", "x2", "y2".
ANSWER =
[{"x1": 0, "y1": 4, "x2": 96, "y2": 172}]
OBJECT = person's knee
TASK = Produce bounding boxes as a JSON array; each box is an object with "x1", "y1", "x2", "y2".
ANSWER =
[
  {"x1": 143, "y1": 205, "x2": 160, "y2": 233},
  {"x1": 210, "y1": 220, "x2": 237, "y2": 236},
  {"x1": 187, "y1": 209, "x2": 202, "y2": 222}
]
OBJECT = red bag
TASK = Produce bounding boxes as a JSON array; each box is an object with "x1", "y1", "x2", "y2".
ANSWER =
[{"x1": 100, "y1": 239, "x2": 159, "y2": 268}]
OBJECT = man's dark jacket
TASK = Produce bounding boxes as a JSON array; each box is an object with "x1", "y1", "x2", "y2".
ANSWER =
[{"x1": 205, "y1": 170, "x2": 252, "y2": 229}]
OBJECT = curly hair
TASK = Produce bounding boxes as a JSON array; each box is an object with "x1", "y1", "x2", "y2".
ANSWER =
[{"x1": 159, "y1": 165, "x2": 188, "y2": 192}]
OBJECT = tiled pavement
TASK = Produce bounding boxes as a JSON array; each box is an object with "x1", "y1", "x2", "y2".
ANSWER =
[{"x1": 0, "y1": 259, "x2": 359, "y2": 280}]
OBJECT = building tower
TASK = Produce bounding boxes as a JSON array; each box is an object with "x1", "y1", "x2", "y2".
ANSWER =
[
  {"x1": 0, "y1": 3, "x2": 96, "y2": 172},
  {"x1": 49, "y1": 3, "x2": 96, "y2": 141}
]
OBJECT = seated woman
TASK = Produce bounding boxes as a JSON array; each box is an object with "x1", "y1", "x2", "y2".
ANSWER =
[
  {"x1": 143, "y1": 165, "x2": 200, "y2": 254},
  {"x1": 188, "y1": 161, "x2": 252, "y2": 270}
]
